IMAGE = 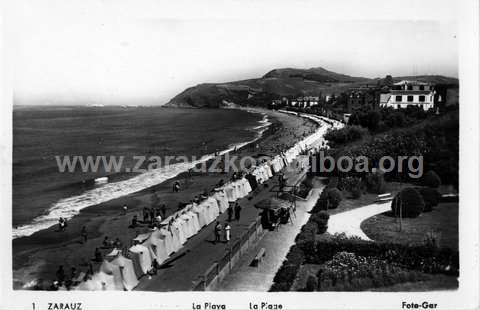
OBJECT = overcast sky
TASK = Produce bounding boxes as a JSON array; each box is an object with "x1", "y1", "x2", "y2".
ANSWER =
[{"x1": 6, "y1": 0, "x2": 459, "y2": 105}]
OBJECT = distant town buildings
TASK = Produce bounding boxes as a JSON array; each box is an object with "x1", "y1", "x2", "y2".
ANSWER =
[
  {"x1": 290, "y1": 96, "x2": 319, "y2": 107},
  {"x1": 379, "y1": 80, "x2": 437, "y2": 111}
]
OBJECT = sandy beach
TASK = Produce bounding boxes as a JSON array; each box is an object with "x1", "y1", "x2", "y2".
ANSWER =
[{"x1": 12, "y1": 108, "x2": 318, "y2": 289}]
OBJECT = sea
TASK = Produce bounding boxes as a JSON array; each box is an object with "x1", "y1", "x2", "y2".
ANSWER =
[{"x1": 12, "y1": 105, "x2": 270, "y2": 238}]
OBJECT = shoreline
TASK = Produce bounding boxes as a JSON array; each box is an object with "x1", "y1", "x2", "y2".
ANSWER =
[{"x1": 12, "y1": 108, "x2": 319, "y2": 289}]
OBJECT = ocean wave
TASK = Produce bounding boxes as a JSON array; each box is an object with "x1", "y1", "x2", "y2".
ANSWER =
[{"x1": 12, "y1": 113, "x2": 271, "y2": 239}]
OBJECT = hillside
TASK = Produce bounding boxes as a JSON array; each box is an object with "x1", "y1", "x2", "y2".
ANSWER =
[{"x1": 166, "y1": 67, "x2": 458, "y2": 108}]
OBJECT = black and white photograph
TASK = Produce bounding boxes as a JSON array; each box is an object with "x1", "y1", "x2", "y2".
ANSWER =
[{"x1": 1, "y1": 0, "x2": 478, "y2": 309}]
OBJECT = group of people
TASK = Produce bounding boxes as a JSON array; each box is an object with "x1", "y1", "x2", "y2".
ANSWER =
[
  {"x1": 227, "y1": 202, "x2": 242, "y2": 222},
  {"x1": 142, "y1": 205, "x2": 167, "y2": 225},
  {"x1": 57, "y1": 217, "x2": 68, "y2": 232},
  {"x1": 213, "y1": 221, "x2": 231, "y2": 244}
]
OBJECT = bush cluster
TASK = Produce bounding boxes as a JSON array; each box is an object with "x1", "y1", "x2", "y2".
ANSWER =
[
  {"x1": 308, "y1": 234, "x2": 459, "y2": 276},
  {"x1": 315, "y1": 251, "x2": 429, "y2": 291},
  {"x1": 339, "y1": 176, "x2": 364, "y2": 198},
  {"x1": 391, "y1": 187, "x2": 425, "y2": 218},
  {"x1": 422, "y1": 171, "x2": 442, "y2": 188},
  {"x1": 312, "y1": 188, "x2": 343, "y2": 212},
  {"x1": 418, "y1": 187, "x2": 440, "y2": 212},
  {"x1": 324, "y1": 125, "x2": 368, "y2": 146}
]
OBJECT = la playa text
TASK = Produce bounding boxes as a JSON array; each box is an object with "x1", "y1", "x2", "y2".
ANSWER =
[{"x1": 402, "y1": 301, "x2": 438, "y2": 309}]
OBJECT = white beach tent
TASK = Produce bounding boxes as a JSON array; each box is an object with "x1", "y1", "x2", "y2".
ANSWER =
[
  {"x1": 225, "y1": 182, "x2": 239, "y2": 202},
  {"x1": 129, "y1": 244, "x2": 153, "y2": 276},
  {"x1": 186, "y1": 210, "x2": 201, "y2": 233},
  {"x1": 213, "y1": 189, "x2": 229, "y2": 213},
  {"x1": 242, "y1": 177, "x2": 252, "y2": 194},
  {"x1": 192, "y1": 203, "x2": 208, "y2": 228},
  {"x1": 110, "y1": 254, "x2": 139, "y2": 291},
  {"x1": 172, "y1": 220, "x2": 187, "y2": 244},
  {"x1": 144, "y1": 230, "x2": 169, "y2": 264},
  {"x1": 206, "y1": 197, "x2": 220, "y2": 218},
  {"x1": 100, "y1": 260, "x2": 124, "y2": 290}
]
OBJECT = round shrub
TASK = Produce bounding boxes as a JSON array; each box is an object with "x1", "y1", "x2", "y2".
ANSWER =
[
  {"x1": 422, "y1": 171, "x2": 441, "y2": 188},
  {"x1": 418, "y1": 187, "x2": 440, "y2": 212},
  {"x1": 327, "y1": 188, "x2": 342, "y2": 209},
  {"x1": 391, "y1": 187, "x2": 425, "y2": 218}
]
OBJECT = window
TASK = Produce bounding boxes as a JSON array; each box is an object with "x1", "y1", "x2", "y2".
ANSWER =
[
  {"x1": 419, "y1": 85, "x2": 425, "y2": 90},
  {"x1": 407, "y1": 96, "x2": 414, "y2": 102},
  {"x1": 419, "y1": 95, "x2": 425, "y2": 102},
  {"x1": 395, "y1": 95, "x2": 402, "y2": 102},
  {"x1": 397, "y1": 104, "x2": 401, "y2": 109},
  {"x1": 407, "y1": 85, "x2": 413, "y2": 90}
]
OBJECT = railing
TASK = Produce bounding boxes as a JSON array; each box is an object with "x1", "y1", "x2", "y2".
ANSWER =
[{"x1": 191, "y1": 216, "x2": 264, "y2": 290}]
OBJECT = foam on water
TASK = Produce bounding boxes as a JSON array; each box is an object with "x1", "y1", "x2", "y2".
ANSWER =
[{"x1": 12, "y1": 113, "x2": 272, "y2": 239}]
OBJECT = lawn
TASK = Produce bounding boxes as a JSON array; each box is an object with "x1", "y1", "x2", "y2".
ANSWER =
[{"x1": 360, "y1": 202, "x2": 458, "y2": 250}]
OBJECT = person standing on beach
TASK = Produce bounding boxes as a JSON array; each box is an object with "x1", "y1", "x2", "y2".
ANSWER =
[
  {"x1": 234, "y1": 203, "x2": 242, "y2": 221},
  {"x1": 122, "y1": 204, "x2": 128, "y2": 215},
  {"x1": 224, "y1": 223, "x2": 231, "y2": 243},
  {"x1": 80, "y1": 226, "x2": 88, "y2": 243}
]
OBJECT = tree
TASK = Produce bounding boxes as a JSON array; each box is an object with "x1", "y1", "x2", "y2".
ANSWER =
[{"x1": 384, "y1": 75, "x2": 394, "y2": 87}]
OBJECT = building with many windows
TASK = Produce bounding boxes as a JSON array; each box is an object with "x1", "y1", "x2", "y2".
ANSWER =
[
  {"x1": 290, "y1": 96, "x2": 319, "y2": 107},
  {"x1": 379, "y1": 80, "x2": 436, "y2": 111}
]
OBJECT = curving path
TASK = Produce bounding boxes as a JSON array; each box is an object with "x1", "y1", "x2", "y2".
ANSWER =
[{"x1": 327, "y1": 202, "x2": 391, "y2": 240}]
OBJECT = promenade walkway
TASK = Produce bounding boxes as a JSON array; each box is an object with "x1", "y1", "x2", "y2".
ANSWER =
[{"x1": 217, "y1": 180, "x2": 324, "y2": 291}]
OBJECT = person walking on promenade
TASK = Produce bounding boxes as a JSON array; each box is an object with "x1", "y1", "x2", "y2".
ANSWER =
[
  {"x1": 214, "y1": 222, "x2": 222, "y2": 244},
  {"x1": 234, "y1": 203, "x2": 242, "y2": 221},
  {"x1": 80, "y1": 226, "x2": 88, "y2": 244},
  {"x1": 160, "y1": 204, "x2": 167, "y2": 218},
  {"x1": 224, "y1": 222, "x2": 231, "y2": 243},
  {"x1": 227, "y1": 204, "x2": 233, "y2": 222}
]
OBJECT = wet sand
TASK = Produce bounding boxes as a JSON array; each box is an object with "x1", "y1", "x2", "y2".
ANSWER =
[{"x1": 12, "y1": 108, "x2": 317, "y2": 289}]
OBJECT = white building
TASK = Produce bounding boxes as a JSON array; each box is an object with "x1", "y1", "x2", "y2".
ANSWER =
[
  {"x1": 290, "y1": 96, "x2": 319, "y2": 107},
  {"x1": 379, "y1": 80, "x2": 435, "y2": 111}
]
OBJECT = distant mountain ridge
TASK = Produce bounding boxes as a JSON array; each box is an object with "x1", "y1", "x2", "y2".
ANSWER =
[{"x1": 166, "y1": 67, "x2": 458, "y2": 108}]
